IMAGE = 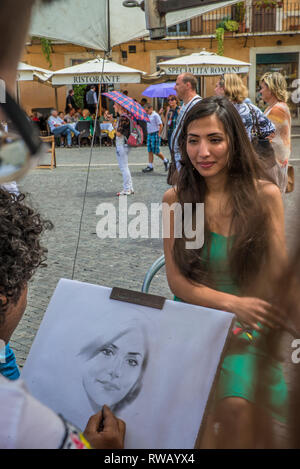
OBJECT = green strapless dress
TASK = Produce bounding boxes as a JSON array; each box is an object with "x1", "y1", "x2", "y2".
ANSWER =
[{"x1": 174, "y1": 232, "x2": 288, "y2": 423}]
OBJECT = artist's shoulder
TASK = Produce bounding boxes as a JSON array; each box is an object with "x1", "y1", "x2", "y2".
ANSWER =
[{"x1": 162, "y1": 187, "x2": 178, "y2": 205}]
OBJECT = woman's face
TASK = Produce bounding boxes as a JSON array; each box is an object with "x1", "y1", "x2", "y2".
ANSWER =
[
  {"x1": 186, "y1": 114, "x2": 230, "y2": 179},
  {"x1": 168, "y1": 97, "x2": 177, "y2": 109},
  {"x1": 214, "y1": 81, "x2": 225, "y2": 96},
  {"x1": 260, "y1": 81, "x2": 273, "y2": 104},
  {"x1": 82, "y1": 328, "x2": 146, "y2": 408}
]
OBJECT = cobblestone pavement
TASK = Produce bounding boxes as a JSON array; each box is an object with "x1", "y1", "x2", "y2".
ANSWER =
[{"x1": 10, "y1": 138, "x2": 300, "y2": 371}]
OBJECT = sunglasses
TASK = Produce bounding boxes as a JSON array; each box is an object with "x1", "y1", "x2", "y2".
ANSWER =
[{"x1": 0, "y1": 90, "x2": 44, "y2": 183}]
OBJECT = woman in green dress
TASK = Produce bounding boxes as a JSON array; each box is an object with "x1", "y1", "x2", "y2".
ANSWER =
[
  {"x1": 163, "y1": 96, "x2": 288, "y2": 448},
  {"x1": 80, "y1": 108, "x2": 93, "y2": 136}
]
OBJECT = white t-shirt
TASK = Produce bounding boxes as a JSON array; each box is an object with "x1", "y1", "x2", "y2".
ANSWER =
[
  {"x1": 146, "y1": 111, "x2": 162, "y2": 134},
  {"x1": 0, "y1": 375, "x2": 65, "y2": 449}
]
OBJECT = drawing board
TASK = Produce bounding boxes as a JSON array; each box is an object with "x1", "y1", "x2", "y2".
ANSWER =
[{"x1": 22, "y1": 279, "x2": 234, "y2": 449}]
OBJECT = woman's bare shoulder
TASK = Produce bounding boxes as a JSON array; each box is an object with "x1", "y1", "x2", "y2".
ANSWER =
[
  {"x1": 257, "y1": 179, "x2": 281, "y2": 198},
  {"x1": 257, "y1": 180, "x2": 282, "y2": 209},
  {"x1": 162, "y1": 187, "x2": 178, "y2": 205}
]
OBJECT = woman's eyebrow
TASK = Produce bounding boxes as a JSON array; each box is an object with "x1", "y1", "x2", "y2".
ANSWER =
[
  {"x1": 187, "y1": 132, "x2": 224, "y2": 137},
  {"x1": 127, "y1": 352, "x2": 142, "y2": 356}
]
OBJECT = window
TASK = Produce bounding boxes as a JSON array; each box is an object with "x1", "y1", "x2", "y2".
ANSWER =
[
  {"x1": 71, "y1": 59, "x2": 87, "y2": 66},
  {"x1": 128, "y1": 45, "x2": 136, "y2": 53},
  {"x1": 167, "y1": 20, "x2": 191, "y2": 36}
]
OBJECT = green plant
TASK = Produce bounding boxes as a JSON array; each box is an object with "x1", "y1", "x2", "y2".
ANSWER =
[
  {"x1": 253, "y1": 0, "x2": 278, "y2": 10},
  {"x1": 73, "y1": 85, "x2": 86, "y2": 109},
  {"x1": 215, "y1": 27, "x2": 224, "y2": 56},
  {"x1": 224, "y1": 20, "x2": 239, "y2": 31},
  {"x1": 215, "y1": 17, "x2": 239, "y2": 55},
  {"x1": 216, "y1": 16, "x2": 239, "y2": 33},
  {"x1": 40, "y1": 38, "x2": 53, "y2": 68},
  {"x1": 216, "y1": 16, "x2": 231, "y2": 29},
  {"x1": 234, "y1": 2, "x2": 246, "y2": 22}
]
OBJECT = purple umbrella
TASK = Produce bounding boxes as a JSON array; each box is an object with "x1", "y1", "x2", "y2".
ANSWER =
[{"x1": 142, "y1": 82, "x2": 176, "y2": 98}]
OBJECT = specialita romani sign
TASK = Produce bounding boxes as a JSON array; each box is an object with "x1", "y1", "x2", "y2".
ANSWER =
[{"x1": 159, "y1": 65, "x2": 249, "y2": 76}]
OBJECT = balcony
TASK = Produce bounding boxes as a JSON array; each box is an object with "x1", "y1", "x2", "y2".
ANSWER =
[{"x1": 166, "y1": 1, "x2": 300, "y2": 37}]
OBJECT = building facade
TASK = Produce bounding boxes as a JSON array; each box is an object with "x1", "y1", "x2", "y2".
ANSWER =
[{"x1": 21, "y1": 0, "x2": 300, "y2": 122}]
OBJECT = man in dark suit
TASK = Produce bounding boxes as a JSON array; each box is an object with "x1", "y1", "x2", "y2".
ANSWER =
[{"x1": 65, "y1": 89, "x2": 78, "y2": 113}]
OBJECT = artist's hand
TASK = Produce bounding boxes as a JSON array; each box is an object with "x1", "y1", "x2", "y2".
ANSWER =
[
  {"x1": 231, "y1": 296, "x2": 286, "y2": 331},
  {"x1": 83, "y1": 405, "x2": 126, "y2": 449}
]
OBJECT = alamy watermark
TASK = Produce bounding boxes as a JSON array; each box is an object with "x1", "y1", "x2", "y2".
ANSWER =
[
  {"x1": 96, "y1": 198, "x2": 204, "y2": 249},
  {"x1": 291, "y1": 339, "x2": 300, "y2": 364},
  {"x1": 291, "y1": 79, "x2": 300, "y2": 104}
]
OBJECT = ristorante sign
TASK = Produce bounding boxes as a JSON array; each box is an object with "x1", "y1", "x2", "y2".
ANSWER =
[
  {"x1": 72, "y1": 74, "x2": 121, "y2": 84},
  {"x1": 52, "y1": 73, "x2": 141, "y2": 85},
  {"x1": 159, "y1": 65, "x2": 249, "y2": 76}
]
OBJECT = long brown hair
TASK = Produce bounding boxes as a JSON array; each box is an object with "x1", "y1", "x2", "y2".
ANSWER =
[{"x1": 173, "y1": 96, "x2": 275, "y2": 292}]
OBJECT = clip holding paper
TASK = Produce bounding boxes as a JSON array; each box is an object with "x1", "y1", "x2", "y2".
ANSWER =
[{"x1": 110, "y1": 287, "x2": 166, "y2": 310}]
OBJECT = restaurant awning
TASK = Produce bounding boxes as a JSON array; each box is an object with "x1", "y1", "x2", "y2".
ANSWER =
[
  {"x1": 17, "y1": 62, "x2": 52, "y2": 83},
  {"x1": 158, "y1": 51, "x2": 251, "y2": 76},
  {"x1": 51, "y1": 58, "x2": 145, "y2": 86}
]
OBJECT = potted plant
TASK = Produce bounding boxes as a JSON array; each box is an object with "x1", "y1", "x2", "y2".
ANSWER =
[
  {"x1": 216, "y1": 27, "x2": 224, "y2": 55},
  {"x1": 224, "y1": 19, "x2": 239, "y2": 32},
  {"x1": 215, "y1": 17, "x2": 239, "y2": 55}
]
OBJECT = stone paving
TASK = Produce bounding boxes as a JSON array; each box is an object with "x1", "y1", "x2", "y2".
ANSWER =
[{"x1": 10, "y1": 137, "x2": 300, "y2": 369}]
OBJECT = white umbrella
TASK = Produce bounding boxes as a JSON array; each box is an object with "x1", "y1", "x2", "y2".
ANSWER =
[
  {"x1": 158, "y1": 51, "x2": 251, "y2": 76},
  {"x1": 51, "y1": 58, "x2": 145, "y2": 86},
  {"x1": 17, "y1": 62, "x2": 52, "y2": 83},
  {"x1": 30, "y1": 0, "x2": 241, "y2": 51},
  {"x1": 16, "y1": 62, "x2": 54, "y2": 106}
]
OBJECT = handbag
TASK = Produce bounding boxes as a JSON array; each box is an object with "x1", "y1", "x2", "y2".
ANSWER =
[
  {"x1": 248, "y1": 105, "x2": 276, "y2": 169},
  {"x1": 286, "y1": 164, "x2": 294, "y2": 193}
]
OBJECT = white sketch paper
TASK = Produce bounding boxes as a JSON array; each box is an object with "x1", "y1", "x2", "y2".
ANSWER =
[{"x1": 22, "y1": 279, "x2": 234, "y2": 449}]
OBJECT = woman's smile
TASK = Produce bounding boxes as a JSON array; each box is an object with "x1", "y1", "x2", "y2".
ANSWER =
[
  {"x1": 97, "y1": 379, "x2": 121, "y2": 391},
  {"x1": 197, "y1": 161, "x2": 216, "y2": 169}
]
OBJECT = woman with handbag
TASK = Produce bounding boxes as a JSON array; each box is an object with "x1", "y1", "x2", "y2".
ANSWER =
[
  {"x1": 260, "y1": 72, "x2": 292, "y2": 193},
  {"x1": 163, "y1": 96, "x2": 288, "y2": 448},
  {"x1": 113, "y1": 102, "x2": 134, "y2": 196},
  {"x1": 214, "y1": 74, "x2": 277, "y2": 172}
]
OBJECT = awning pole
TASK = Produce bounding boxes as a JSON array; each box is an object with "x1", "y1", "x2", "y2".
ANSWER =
[{"x1": 54, "y1": 87, "x2": 58, "y2": 110}]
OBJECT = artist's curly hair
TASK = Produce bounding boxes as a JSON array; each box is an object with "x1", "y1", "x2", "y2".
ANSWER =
[{"x1": 0, "y1": 189, "x2": 53, "y2": 324}]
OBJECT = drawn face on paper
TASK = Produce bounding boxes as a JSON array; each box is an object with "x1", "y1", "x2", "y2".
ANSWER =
[{"x1": 82, "y1": 328, "x2": 146, "y2": 409}]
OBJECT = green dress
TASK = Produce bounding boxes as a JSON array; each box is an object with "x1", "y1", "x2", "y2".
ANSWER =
[{"x1": 175, "y1": 231, "x2": 288, "y2": 423}]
